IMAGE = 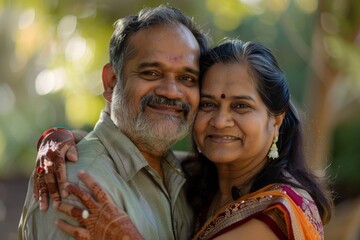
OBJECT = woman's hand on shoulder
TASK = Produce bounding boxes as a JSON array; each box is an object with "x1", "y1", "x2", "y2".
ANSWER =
[{"x1": 33, "y1": 128, "x2": 78, "y2": 211}]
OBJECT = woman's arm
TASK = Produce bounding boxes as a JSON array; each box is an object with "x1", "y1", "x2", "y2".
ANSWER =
[{"x1": 55, "y1": 170, "x2": 144, "y2": 240}]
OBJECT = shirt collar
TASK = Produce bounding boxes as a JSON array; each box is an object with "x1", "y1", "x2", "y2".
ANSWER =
[{"x1": 93, "y1": 110, "x2": 184, "y2": 181}]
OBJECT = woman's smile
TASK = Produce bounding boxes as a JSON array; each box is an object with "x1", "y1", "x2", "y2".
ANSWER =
[{"x1": 206, "y1": 134, "x2": 241, "y2": 143}]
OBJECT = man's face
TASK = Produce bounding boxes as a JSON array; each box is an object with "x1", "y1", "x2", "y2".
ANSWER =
[{"x1": 111, "y1": 24, "x2": 200, "y2": 153}]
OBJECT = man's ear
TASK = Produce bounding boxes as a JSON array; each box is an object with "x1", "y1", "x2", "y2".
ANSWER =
[{"x1": 102, "y1": 63, "x2": 117, "y2": 103}]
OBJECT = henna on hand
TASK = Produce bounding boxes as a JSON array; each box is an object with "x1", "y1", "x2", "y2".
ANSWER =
[
  {"x1": 56, "y1": 219, "x2": 91, "y2": 240},
  {"x1": 34, "y1": 166, "x2": 48, "y2": 211},
  {"x1": 32, "y1": 128, "x2": 77, "y2": 211},
  {"x1": 56, "y1": 171, "x2": 144, "y2": 240}
]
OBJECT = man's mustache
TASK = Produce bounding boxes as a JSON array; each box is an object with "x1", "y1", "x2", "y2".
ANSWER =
[{"x1": 140, "y1": 95, "x2": 191, "y2": 116}]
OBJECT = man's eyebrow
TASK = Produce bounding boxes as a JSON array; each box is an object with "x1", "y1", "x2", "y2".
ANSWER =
[
  {"x1": 184, "y1": 67, "x2": 199, "y2": 76},
  {"x1": 138, "y1": 62, "x2": 199, "y2": 75},
  {"x1": 138, "y1": 62, "x2": 162, "y2": 69}
]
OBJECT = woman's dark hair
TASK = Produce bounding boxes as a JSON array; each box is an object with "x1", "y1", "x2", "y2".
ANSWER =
[{"x1": 182, "y1": 39, "x2": 333, "y2": 224}]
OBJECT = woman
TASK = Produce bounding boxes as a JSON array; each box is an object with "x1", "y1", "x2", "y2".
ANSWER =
[
  {"x1": 181, "y1": 39, "x2": 332, "y2": 239},
  {"x1": 34, "y1": 40, "x2": 333, "y2": 239}
]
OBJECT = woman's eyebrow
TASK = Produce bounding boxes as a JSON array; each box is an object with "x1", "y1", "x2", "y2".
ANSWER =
[{"x1": 200, "y1": 93, "x2": 255, "y2": 102}]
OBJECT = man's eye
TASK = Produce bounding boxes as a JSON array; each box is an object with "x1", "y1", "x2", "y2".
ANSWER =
[
  {"x1": 140, "y1": 71, "x2": 161, "y2": 80},
  {"x1": 180, "y1": 75, "x2": 194, "y2": 81},
  {"x1": 179, "y1": 75, "x2": 198, "y2": 86},
  {"x1": 142, "y1": 71, "x2": 158, "y2": 76}
]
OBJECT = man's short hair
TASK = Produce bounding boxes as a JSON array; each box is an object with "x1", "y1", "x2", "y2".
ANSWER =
[{"x1": 109, "y1": 5, "x2": 209, "y2": 79}]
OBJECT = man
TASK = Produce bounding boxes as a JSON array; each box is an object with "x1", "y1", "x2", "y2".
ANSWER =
[{"x1": 18, "y1": 5, "x2": 208, "y2": 239}]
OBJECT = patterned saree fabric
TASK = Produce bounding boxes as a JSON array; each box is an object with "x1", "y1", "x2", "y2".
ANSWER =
[{"x1": 193, "y1": 184, "x2": 323, "y2": 240}]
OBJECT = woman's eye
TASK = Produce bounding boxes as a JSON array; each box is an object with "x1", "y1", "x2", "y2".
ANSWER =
[
  {"x1": 199, "y1": 102, "x2": 216, "y2": 110},
  {"x1": 234, "y1": 103, "x2": 248, "y2": 109},
  {"x1": 233, "y1": 103, "x2": 253, "y2": 113}
]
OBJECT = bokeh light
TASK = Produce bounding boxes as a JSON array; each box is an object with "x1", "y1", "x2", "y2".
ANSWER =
[
  {"x1": 65, "y1": 36, "x2": 88, "y2": 62},
  {"x1": 295, "y1": 0, "x2": 318, "y2": 14},
  {"x1": 35, "y1": 68, "x2": 67, "y2": 95},
  {"x1": 65, "y1": 94, "x2": 104, "y2": 128},
  {"x1": 321, "y1": 12, "x2": 339, "y2": 34},
  {"x1": 57, "y1": 15, "x2": 77, "y2": 39},
  {"x1": 206, "y1": 0, "x2": 249, "y2": 31},
  {"x1": 18, "y1": 8, "x2": 35, "y2": 29},
  {"x1": 0, "y1": 84, "x2": 15, "y2": 114}
]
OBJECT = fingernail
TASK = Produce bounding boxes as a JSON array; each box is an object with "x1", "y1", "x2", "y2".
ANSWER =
[
  {"x1": 54, "y1": 220, "x2": 58, "y2": 225},
  {"x1": 78, "y1": 170, "x2": 85, "y2": 175}
]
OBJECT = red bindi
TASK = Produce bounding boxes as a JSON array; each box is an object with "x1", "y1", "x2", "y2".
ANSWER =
[{"x1": 221, "y1": 93, "x2": 226, "y2": 99}]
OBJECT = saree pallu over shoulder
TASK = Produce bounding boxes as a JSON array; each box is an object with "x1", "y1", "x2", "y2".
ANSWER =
[{"x1": 193, "y1": 184, "x2": 324, "y2": 240}]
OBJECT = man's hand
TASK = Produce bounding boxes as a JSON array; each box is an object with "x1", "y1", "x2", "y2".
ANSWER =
[
  {"x1": 33, "y1": 128, "x2": 78, "y2": 211},
  {"x1": 55, "y1": 171, "x2": 144, "y2": 240}
]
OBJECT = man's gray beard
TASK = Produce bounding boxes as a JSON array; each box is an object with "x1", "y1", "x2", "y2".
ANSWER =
[{"x1": 110, "y1": 83, "x2": 193, "y2": 155}]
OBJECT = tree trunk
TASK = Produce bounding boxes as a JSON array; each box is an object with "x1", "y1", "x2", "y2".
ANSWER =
[{"x1": 304, "y1": 26, "x2": 338, "y2": 173}]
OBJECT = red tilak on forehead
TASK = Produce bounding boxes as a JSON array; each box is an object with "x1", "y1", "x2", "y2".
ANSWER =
[
  {"x1": 167, "y1": 55, "x2": 183, "y2": 62},
  {"x1": 221, "y1": 93, "x2": 226, "y2": 99}
]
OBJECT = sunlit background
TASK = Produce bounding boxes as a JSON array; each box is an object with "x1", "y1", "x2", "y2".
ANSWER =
[{"x1": 0, "y1": 0, "x2": 359, "y2": 239}]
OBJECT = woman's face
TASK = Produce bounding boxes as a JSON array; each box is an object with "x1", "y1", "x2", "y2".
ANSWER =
[{"x1": 194, "y1": 62, "x2": 283, "y2": 166}]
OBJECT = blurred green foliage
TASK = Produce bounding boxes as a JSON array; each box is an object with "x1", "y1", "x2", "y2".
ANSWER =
[
  {"x1": 331, "y1": 115, "x2": 360, "y2": 203},
  {"x1": 0, "y1": 0, "x2": 359, "y2": 202}
]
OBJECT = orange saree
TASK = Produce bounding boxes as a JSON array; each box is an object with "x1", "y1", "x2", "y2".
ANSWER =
[{"x1": 193, "y1": 184, "x2": 323, "y2": 240}]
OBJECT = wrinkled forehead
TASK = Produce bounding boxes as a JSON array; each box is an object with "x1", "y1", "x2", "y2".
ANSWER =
[
  {"x1": 135, "y1": 23, "x2": 199, "y2": 49},
  {"x1": 127, "y1": 24, "x2": 200, "y2": 64}
]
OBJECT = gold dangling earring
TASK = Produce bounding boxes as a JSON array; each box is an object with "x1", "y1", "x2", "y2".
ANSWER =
[{"x1": 268, "y1": 136, "x2": 279, "y2": 160}]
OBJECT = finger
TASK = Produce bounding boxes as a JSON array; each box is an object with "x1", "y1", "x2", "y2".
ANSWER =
[
  {"x1": 33, "y1": 158, "x2": 43, "y2": 200},
  {"x1": 55, "y1": 201, "x2": 84, "y2": 224},
  {"x1": 66, "y1": 145, "x2": 78, "y2": 162},
  {"x1": 51, "y1": 138, "x2": 75, "y2": 197},
  {"x1": 51, "y1": 154, "x2": 68, "y2": 198},
  {"x1": 44, "y1": 158, "x2": 61, "y2": 202},
  {"x1": 38, "y1": 171, "x2": 49, "y2": 211},
  {"x1": 39, "y1": 190, "x2": 49, "y2": 211},
  {"x1": 33, "y1": 169, "x2": 39, "y2": 200},
  {"x1": 56, "y1": 219, "x2": 90, "y2": 240},
  {"x1": 78, "y1": 170, "x2": 113, "y2": 204},
  {"x1": 65, "y1": 183, "x2": 98, "y2": 210}
]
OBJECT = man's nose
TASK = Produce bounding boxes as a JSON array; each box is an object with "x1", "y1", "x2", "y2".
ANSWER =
[{"x1": 155, "y1": 75, "x2": 183, "y2": 99}]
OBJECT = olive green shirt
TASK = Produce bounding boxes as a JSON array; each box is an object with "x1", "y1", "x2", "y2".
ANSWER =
[{"x1": 18, "y1": 111, "x2": 194, "y2": 240}]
